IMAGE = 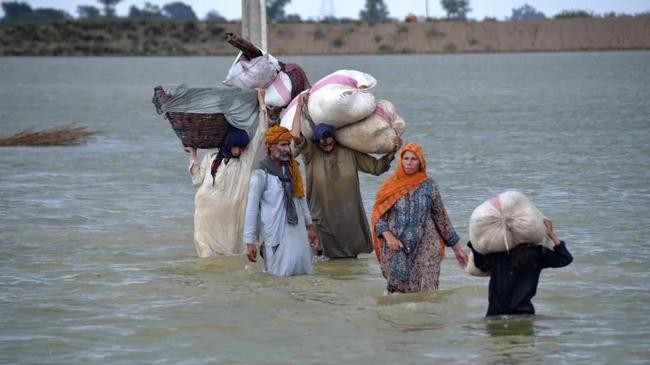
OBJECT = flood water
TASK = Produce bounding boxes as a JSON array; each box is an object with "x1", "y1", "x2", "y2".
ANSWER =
[{"x1": 1, "y1": 52, "x2": 649, "y2": 364}]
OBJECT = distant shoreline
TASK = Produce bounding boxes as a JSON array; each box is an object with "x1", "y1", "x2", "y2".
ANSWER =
[{"x1": 1, "y1": 17, "x2": 648, "y2": 56}]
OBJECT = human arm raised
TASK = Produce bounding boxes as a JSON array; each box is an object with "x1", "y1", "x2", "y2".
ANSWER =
[
  {"x1": 185, "y1": 146, "x2": 210, "y2": 186},
  {"x1": 540, "y1": 219, "x2": 573, "y2": 269}
]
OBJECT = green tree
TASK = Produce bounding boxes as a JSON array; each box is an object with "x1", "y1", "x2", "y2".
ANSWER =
[
  {"x1": 1, "y1": 1, "x2": 32, "y2": 22},
  {"x1": 359, "y1": 0, "x2": 389, "y2": 23},
  {"x1": 128, "y1": 2, "x2": 165, "y2": 20},
  {"x1": 97, "y1": 0, "x2": 122, "y2": 18},
  {"x1": 163, "y1": 2, "x2": 197, "y2": 21},
  {"x1": 554, "y1": 9, "x2": 593, "y2": 19},
  {"x1": 267, "y1": 0, "x2": 290, "y2": 22},
  {"x1": 77, "y1": 5, "x2": 101, "y2": 19},
  {"x1": 440, "y1": 0, "x2": 471, "y2": 20},
  {"x1": 510, "y1": 4, "x2": 546, "y2": 21},
  {"x1": 205, "y1": 10, "x2": 226, "y2": 22},
  {"x1": 1, "y1": 1, "x2": 70, "y2": 22},
  {"x1": 30, "y1": 7, "x2": 71, "y2": 21}
]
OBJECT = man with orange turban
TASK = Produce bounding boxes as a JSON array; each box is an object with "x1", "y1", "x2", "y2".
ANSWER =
[{"x1": 243, "y1": 125, "x2": 318, "y2": 276}]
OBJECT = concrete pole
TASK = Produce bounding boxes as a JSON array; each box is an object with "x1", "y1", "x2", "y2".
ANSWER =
[{"x1": 241, "y1": 0, "x2": 268, "y2": 53}]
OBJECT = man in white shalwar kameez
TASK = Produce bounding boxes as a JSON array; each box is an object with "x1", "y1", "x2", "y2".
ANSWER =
[{"x1": 244, "y1": 126, "x2": 318, "y2": 276}]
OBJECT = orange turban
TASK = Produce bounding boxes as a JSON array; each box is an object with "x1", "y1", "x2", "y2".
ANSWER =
[
  {"x1": 265, "y1": 125, "x2": 293, "y2": 146},
  {"x1": 370, "y1": 142, "x2": 446, "y2": 261},
  {"x1": 265, "y1": 126, "x2": 305, "y2": 198}
]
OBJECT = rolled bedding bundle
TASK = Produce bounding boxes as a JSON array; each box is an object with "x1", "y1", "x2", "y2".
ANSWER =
[
  {"x1": 335, "y1": 100, "x2": 406, "y2": 154},
  {"x1": 469, "y1": 191, "x2": 548, "y2": 255}
]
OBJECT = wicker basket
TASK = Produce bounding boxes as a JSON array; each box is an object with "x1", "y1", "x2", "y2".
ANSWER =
[{"x1": 152, "y1": 86, "x2": 229, "y2": 149}]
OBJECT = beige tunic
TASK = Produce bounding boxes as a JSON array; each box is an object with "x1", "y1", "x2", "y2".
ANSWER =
[
  {"x1": 188, "y1": 110, "x2": 267, "y2": 258},
  {"x1": 297, "y1": 139, "x2": 395, "y2": 258}
]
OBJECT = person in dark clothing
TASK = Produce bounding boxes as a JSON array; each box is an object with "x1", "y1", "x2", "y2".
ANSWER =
[{"x1": 468, "y1": 219, "x2": 573, "y2": 317}]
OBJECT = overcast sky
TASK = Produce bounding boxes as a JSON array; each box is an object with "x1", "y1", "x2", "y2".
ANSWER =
[{"x1": 5, "y1": 0, "x2": 650, "y2": 20}]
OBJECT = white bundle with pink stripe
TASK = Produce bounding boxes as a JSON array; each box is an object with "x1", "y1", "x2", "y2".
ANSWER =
[
  {"x1": 264, "y1": 71, "x2": 293, "y2": 107},
  {"x1": 335, "y1": 100, "x2": 406, "y2": 154},
  {"x1": 469, "y1": 191, "x2": 547, "y2": 254},
  {"x1": 306, "y1": 70, "x2": 377, "y2": 128}
]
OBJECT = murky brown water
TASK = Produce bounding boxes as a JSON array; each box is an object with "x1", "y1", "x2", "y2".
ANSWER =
[{"x1": 1, "y1": 52, "x2": 649, "y2": 364}]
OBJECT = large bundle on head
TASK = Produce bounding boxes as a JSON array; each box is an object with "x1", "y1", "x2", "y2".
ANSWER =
[
  {"x1": 469, "y1": 191, "x2": 547, "y2": 254},
  {"x1": 307, "y1": 70, "x2": 377, "y2": 127},
  {"x1": 222, "y1": 33, "x2": 310, "y2": 108},
  {"x1": 335, "y1": 100, "x2": 406, "y2": 154},
  {"x1": 279, "y1": 69, "x2": 378, "y2": 139},
  {"x1": 222, "y1": 55, "x2": 310, "y2": 108},
  {"x1": 152, "y1": 84, "x2": 259, "y2": 149},
  {"x1": 223, "y1": 53, "x2": 280, "y2": 90}
]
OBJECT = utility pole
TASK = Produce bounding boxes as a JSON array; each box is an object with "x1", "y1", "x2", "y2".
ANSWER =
[
  {"x1": 241, "y1": 0, "x2": 268, "y2": 52},
  {"x1": 425, "y1": 0, "x2": 430, "y2": 19}
]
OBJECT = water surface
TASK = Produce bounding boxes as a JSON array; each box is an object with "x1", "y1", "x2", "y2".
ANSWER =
[{"x1": 1, "y1": 52, "x2": 649, "y2": 364}]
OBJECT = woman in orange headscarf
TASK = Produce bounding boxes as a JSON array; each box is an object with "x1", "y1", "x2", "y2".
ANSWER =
[{"x1": 371, "y1": 143, "x2": 468, "y2": 293}]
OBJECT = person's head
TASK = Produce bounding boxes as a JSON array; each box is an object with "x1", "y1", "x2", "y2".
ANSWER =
[
  {"x1": 265, "y1": 126, "x2": 293, "y2": 163},
  {"x1": 313, "y1": 124, "x2": 336, "y2": 153},
  {"x1": 397, "y1": 143, "x2": 426, "y2": 178},
  {"x1": 266, "y1": 105, "x2": 282, "y2": 125},
  {"x1": 401, "y1": 151, "x2": 421, "y2": 175},
  {"x1": 224, "y1": 127, "x2": 250, "y2": 158}
]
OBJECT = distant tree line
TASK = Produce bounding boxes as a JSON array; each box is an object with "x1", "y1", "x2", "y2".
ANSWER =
[{"x1": 1, "y1": 0, "x2": 648, "y2": 24}]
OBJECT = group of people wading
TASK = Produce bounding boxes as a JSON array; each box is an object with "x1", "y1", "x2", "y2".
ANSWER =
[{"x1": 184, "y1": 85, "x2": 573, "y2": 318}]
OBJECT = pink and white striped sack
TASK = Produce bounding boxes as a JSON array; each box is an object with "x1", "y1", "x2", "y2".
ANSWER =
[
  {"x1": 264, "y1": 71, "x2": 293, "y2": 107},
  {"x1": 306, "y1": 70, "x2": 377, "y2": 128},
  {"x1": 336, "y1": 100, "x2": 406, "y2": 154}
]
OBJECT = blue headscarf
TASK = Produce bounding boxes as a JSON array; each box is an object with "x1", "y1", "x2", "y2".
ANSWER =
[
  {"x1": 220, "y1": 127, "x2": 250, "y2": 159},
  {"x1": 211, "y1": 127, "x2": 250, "y2": 182},
  {"x1": 313, "y1": 123, "x2": 335, "y2": 141}
]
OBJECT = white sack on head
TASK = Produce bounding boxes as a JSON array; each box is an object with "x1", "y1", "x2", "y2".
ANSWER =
[
  {"x1": 306, "y1": 70, "x2": 377, "y2": 128},
  {"x1": 336, "y1": 100, "x2": 406, "y2": 154},
  {"x1": 469, "y1": 191, "x2": 546, "y2": 255},
  {"x1": 264, "y1": 71, "x2": 292, "y2": 107},
  {"x1": 223, "y1": 53, "x2": 280, "y2": 90}
]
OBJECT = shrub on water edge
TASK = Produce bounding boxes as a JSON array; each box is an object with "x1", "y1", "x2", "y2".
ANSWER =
[
  {"x1": 443, "y1": 41, "x2": 456, "y2": 53},
  {"x1": 427, "y1": 26, "x2": 444, "y2": 37}
]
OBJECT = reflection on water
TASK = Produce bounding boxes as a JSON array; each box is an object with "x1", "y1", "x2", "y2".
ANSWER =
[{"x1": 1, "y1": 53, "x2": 649, "y2": 364}]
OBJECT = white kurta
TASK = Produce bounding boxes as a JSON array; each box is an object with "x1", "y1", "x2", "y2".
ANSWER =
[
  {"x1": 244, "y1": 168, "x2": 314, "y2": 276},
  {"x1": 189, "y1": 113, "x2": 267, "y2": 258}
]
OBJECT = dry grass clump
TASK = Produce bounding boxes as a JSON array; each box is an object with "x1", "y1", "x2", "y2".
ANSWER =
[{"x1": 0, "y1": 123, "x2": 98, "y2": 146}]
